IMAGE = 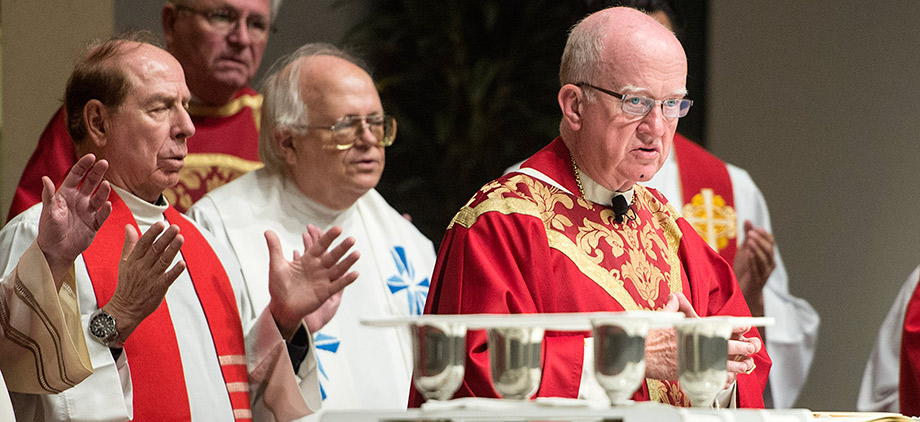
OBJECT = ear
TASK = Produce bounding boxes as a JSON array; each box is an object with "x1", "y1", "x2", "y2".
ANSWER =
[
  {"x1": 83, "y1": 100, "x2": 109, "y2": 148},
  {"x1": 161, "y1": 4, "x2": 178, "y2": 46},
  {"x1": 558, "y1": 84, "x2": 584, "y2": 132},
  {"x1": 274, "y1": 127, "x2": 298, "y2": 166}
]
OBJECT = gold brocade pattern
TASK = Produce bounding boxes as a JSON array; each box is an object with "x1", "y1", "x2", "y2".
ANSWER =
[
  {"x1": 449, "y1": 173, "x2": 698, "y2": 406},
  {"x1": 647, "y1": 379, "x2": 691, "y2": 406},
  {"x1": 448, "y1": 174, "x2": 683, "y2": 311},
  {"x1": 164, "y1": 153, "x2": 263, "y2": 211},
  {"x1": 188, "y1": 93, "x2": 263, "y2": 129}
]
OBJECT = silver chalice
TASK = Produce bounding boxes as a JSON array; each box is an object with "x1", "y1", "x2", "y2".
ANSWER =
[{"x1": 487, "y1": 326, "x2": 544, "y2": 400}]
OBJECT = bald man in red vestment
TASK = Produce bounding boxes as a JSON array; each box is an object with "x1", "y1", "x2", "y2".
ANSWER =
[{"x1": 413, "y1": 7, "x2": 770, "y2": 408}]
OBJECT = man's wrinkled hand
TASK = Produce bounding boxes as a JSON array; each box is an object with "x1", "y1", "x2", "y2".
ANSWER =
[
  {"x1": 645, "y1": 293, "x2": 698, "y2": 380},
  {"x1": 37, "y1": 154, "x2": 112, "y2": 288},
  {"x1": 104, "y1": 222, "x2": 186, "y2": 345},
  {"x1": 266, "y1": 224, "x2": 359, "y2": 340}
]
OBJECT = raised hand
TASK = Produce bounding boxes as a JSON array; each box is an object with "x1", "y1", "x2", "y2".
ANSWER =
[
  {"x1": 267, "y1": 224, "x2": 359, "y2": 340},
  {"x1": 732, "y1": 220, "x2": 776, "y2": 317},
  {"x1": 36, "y1": 154, "x2": 112, "y2": 289},
  {"x1": 103, "y1": 222, "x2": 186, "y2": 346}
]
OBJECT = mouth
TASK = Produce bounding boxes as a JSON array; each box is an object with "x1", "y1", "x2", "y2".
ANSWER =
[
  {"x1": 218, "y1": 55, "x2": 249, "y2": 67},
  {"x1": 161, "y1": 156, "x2": 186, "y2": 170},
  {"x1": 633, "y1": 146, "x2": 660, "y2": 159},
  {"x1": 350, "y1": 157, "x2": 381, "y2": 170}
]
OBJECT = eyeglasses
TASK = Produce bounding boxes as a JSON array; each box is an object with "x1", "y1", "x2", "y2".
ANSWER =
[
  {"x1": 301, "y1": 115, "x2": 397, "y2": 151},
  {"x1": 576, "y1": 82, "x2": 693, "y2": 119},
  {"x1": 174, "y1": 3, "x2": 275, "y2": 41}
]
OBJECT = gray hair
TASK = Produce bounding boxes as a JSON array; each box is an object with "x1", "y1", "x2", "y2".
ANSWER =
[
  {"x1": 257, "y1": 42, "x2": 370, "y2": 173},
  {"x1": 168, "y1": 0, "x2": 282, "y2": 20},
  {"x1": 558, "y1": 12, "x2": 611, "y2": 103}
]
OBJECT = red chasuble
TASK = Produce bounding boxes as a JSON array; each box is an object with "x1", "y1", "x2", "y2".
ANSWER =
[
  {"x1": 6, "y1": 88, "x2": 263, "y2": 221},
  {"x1": 81, "y1": 192, "x2": 252, "y2": 421},
  {"x1": 410, "y1": 137, "x2": 770, "y2": 408},
  {"x1": 7, "y1": 108, "x2": 76, "y2": 222},
  {"x1": 672, "y1": 133, "x2": 738, "y2": 263},
  {"x1": 900, "y1": 274, "x2": 920, "y2": 415}
]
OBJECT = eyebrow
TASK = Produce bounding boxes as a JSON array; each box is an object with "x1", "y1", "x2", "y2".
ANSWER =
[
  {"x1": 146, "y1": 94, "x2": 187, "y2": 108},
  {"x1": 216, "y1": 3, "x2": 270, "y2": 20},
  {"x1": 621, "y1": 84, "x2": 689, "y2": 98}
]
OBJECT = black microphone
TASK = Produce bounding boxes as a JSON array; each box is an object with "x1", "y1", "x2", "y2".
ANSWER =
[{"x1": 612, "y1": 195, "x2": 629, "y2": 223}]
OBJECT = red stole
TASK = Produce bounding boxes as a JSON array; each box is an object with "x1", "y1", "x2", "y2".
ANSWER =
[
  {"x1": 673, "y1": 134, "x2": 738, "y2": 262},
  {"x1": 901, "y1": 275, "x2": 920, "y2": 415},
  {"x1": 82, "y1": 192, "x2": 252, "y2": 421}
]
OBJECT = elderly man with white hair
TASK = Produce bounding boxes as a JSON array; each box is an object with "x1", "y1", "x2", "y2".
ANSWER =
[{"x1": 189, "y1": 43, "x2": 436, "y2": 411}]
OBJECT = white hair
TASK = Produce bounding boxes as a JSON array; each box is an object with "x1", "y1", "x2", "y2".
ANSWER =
[
  {"x1": 558, "y1": 13, "x2": 611, "y2": 103},
  {"x1": 257, "y1": 43, "x2": 370, "y2": 173}
]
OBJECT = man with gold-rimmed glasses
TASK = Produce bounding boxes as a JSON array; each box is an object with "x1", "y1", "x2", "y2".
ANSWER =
[{"x1": 189, "y1": 43, "x2": 436, "y2": 411}]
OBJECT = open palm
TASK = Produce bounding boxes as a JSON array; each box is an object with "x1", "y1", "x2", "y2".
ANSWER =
[{"x1": 266, "y1": 225, "x2": 359, "y2": 339}]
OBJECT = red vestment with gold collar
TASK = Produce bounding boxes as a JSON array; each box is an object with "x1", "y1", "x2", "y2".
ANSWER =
[{"x1": 411, "y1": 137, "x2": 770, "y2": 408}]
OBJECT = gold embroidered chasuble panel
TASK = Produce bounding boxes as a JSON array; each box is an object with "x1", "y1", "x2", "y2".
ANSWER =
[
  {"x1": 452, "y1": 174, "x2": 684, "y2": 310},
  {"x1": 450, "y1": 173, "x2": 692, "y2": 405}
]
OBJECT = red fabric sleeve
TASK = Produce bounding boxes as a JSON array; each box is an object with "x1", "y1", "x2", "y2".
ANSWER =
[
  {"x1": 676, "y1": 217, "x2": 771, "y2": 408},
  {"x1": 7, "y1": 108, "x2": 77, "y2": 221},
  {"x1": 900, "y1": 276, "x2": 920, "y2": 416}
]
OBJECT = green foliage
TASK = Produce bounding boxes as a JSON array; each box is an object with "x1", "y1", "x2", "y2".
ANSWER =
[{"x1": 344, "y1": 0, "x2": 597, "y2": 243}]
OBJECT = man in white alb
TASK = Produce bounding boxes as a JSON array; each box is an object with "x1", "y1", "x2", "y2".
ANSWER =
[{"x1": 189, "y1": 43, "x2": 436, "y2": 411}]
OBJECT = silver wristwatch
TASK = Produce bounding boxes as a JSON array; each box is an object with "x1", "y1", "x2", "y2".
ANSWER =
[{"x1": 89, "y1": 308, "x2": 120, "y2": 348}]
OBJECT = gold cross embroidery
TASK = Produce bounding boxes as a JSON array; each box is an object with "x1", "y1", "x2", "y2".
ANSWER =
[{"x1": 681, "y1": 188, "x2": 737, "y2": 251}]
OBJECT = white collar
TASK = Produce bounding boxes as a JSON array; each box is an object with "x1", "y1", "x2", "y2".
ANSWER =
[
  {"x1": 111, "y1": 185, "x2": 168, "y2": 226},
  {"x1": 279, "y1": 175, "x2": 358, "y2": 226},
  {"x1": 576, "y1": 168, "x2": 634, "y2": 206}
]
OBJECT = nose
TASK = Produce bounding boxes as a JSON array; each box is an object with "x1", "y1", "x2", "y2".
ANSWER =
[
  {"x1": 174, "y1": 107, "x2": 196, "y2": 142},
  {"x1": 353, "y1": 121, "x2": 378, "y2": 148},
  {"x1": 638, "y1": 104, "x2": 668, "y2": 139},
  {"x1": 227, "y1": 20, "x2": 252, "y2": 46}
]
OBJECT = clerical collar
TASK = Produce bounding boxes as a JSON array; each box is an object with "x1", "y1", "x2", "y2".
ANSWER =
[
  {"x1": 575, "y1": 168, "x2": 634, "y2": 206},
  {"x1": 110, "y1": 185, "x2": 168, "y2": 225},
  {"x1": 280, "y1": 175, "x2": 357, "y2": 225}
]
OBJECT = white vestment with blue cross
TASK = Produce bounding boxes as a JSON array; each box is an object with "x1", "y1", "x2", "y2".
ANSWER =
[{"x1": 188, "y1": 168, "x2": 437, "y2": 413}]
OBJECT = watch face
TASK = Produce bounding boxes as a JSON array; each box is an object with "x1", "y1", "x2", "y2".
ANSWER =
[{"x1": 90, "y1": 312, "x2": 116, "y2": 339}]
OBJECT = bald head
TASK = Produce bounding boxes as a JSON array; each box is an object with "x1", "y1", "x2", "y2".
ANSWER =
[
  {"x1": 557, "y1": 7, "x2": 689, "y2": 192},
  {"x1": 560, "y1": 7, "x2": 686, "y2": 94},
  {"x1": 298, "y1": 55, "x2": 375, "y2": 114}
]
